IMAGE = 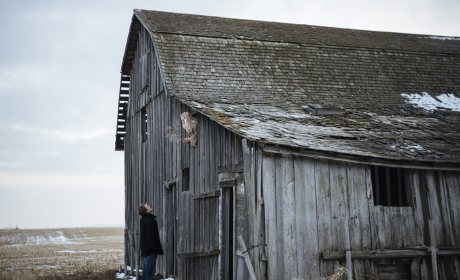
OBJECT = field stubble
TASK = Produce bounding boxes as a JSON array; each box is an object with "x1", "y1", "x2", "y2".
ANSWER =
[{"x1": 0, "y1": 227, "x2": 124, "y2": 279}]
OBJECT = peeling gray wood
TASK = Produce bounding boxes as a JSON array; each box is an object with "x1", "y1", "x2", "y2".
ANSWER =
[
  {"x1": 316, "y1": 158, "x2": 334, "y2": 277},
  {"x1": 294, "y1": 156, "x2": 320, "y2": 279},
  {"x1": 262, "y1": 154, "x2": 277, "y2": 280},
  {"x1": 279, "y1": 155, "x2": 296, "y2": 277}
]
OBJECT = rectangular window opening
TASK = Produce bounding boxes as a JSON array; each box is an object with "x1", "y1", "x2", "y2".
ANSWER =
[
  {"x1": 371, "y1": 166, "x2": 410, "y2": 207},
  {"x1": 141, "y1": 107, "x2": 148, "y2": 142},
  {"x1": 182, "y1": 168, "x2": 190, "y2": 192}
]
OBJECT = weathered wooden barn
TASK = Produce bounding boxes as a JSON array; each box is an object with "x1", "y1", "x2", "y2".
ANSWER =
[{"x1": 115, "y1": 10, "x2": 460, "y2": 280}]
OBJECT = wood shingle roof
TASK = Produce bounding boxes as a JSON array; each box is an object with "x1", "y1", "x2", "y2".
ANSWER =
[{"x1": 127, "y1": 10, "x2": 460, "y2": 163}]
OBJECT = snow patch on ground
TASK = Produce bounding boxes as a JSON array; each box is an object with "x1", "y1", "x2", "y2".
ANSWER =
[
  {"x1": 401, "y1": 92, "x2": 460, "y2": 112},
  {"x1": 115, "y1": 272, "x2": 174, "y2": 280},
  {"x1": 56, "y1": 250, "x2": 98, "y2": 253},
  {"x1": 425, "y1": 36, "x2": 460, "y2": 41}
]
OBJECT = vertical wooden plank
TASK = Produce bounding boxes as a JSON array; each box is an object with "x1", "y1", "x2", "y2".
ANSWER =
[
  {"x1": 256, "y1": 148, "x2": 267, "y2": 280},
  {"x1": 294, "y1": 156, "x2": 320, "y2": 280},
  {"x1": 400, "y1": 207, "x2": 417, "y2": 248},
  {"x1": 436, "y1": 171, "x2": 456, "y2": 247},
  {"x1": 262, "y1": 153, "x2": 277, "y2": 280},
  {"x1": 329, "y1": 161, "x2": 351, "y2": 252},
  {"x1": 347, "y1": 163, "x2": 371, "y2": 251},
  {"x1": 410, "y1": 258, "x2": 421, "y2": 280},
  {"x1": 242, "y1": 140, "x2": 260, "y2": 279},
  {"x1": 315, "y1": 158, "x2": 333, "y2": 277},
  {"x1": 274, "y1": 155, "x2": 285, "y2": 280},
  {"x1": 366, "y1": 166, "x2": 380, "y2": 250},
  {"x1": 375, "y1": 205, "x2": 386, "y2": 249},
  {"x1": 445, "y1": 171, "x2": 460, "y2": 247},
  {"x1": 390, "y1": 207, "x2": 403, "y2": 249},
  {"x1": 280, "y1": 154, "x2": 296, "y2": 278},
  {"x1": 411, "y1": 169, "x2": 427, "y2": 246},
  {"x1": 348, "y1": 163, "x2": 371, "y2": 280},
  {"x1": 236, "y1": 171, "x2": 250, "y2": 279},
  {"x1": 426, "y1": 170, "x2": 445, "y2": 248}
]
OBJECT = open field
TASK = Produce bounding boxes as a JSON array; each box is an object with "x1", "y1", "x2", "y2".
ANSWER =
[{"x1": 0, "y1": 227, "x2": 124, "y2": 279}]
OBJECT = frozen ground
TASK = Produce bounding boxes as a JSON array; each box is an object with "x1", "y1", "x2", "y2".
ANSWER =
[{"x1": 0, "y1": 227, "x2": 124, "y2": 279}]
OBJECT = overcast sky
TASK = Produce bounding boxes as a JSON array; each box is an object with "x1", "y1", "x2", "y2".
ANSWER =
[{"x1": 0, "y1": 0, "x2": 459, "y2": 229}]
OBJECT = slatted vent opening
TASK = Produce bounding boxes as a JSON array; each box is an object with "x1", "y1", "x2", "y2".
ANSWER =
[
  {"x1": 115, "y1": 75, "x2": 130, "y2": 151},
  {"x1": 371, "y1": 166, "x2": 410, "y2": 207}
]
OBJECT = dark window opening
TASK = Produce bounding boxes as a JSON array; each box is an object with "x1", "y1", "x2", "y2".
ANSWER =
[
  {"x1": 141, "y1": 107, "x2": 148, "y2": 142},
  {"x1": 182, "y1": 168, "x2": 189, "y2": 192},
  {"x1": 371, "y1": 166, "x2": 410, "y2": 207}
]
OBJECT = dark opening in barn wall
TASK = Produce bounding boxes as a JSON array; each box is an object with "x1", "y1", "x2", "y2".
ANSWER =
[
  {"x1": 371, "y1": 166, "x2": 410, "y2": 207},
  {"x1": 221, "y1": 187, "x2": 234, "y2": 280},
  {"x1": 141, "y1": 106, "x2": 148, "y2": 142},
  {"x1": 182, "y1": 168, "x2": 189, "y2": 192}
]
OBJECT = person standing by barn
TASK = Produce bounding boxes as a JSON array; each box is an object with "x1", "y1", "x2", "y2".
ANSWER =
[{"x1": 138, "y1": 204, "x2": 164, "y2": 280}]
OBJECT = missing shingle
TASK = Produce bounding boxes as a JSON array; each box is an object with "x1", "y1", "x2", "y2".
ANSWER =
[{"x1": 302, "y1": 104, "x2": 344, "y2": 115}]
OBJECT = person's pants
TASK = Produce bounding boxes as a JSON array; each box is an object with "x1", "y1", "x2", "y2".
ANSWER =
[{"x1": 141, "y1": 254, "x2": 158, "y2": 280}]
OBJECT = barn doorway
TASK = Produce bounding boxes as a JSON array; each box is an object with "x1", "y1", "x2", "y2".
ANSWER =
[
  {"x1": 166, "y1": 182, "x2": 177, "y2": 277},
  {"x1": 221, "y1": 187, "x2": 234, "y2": 280}
]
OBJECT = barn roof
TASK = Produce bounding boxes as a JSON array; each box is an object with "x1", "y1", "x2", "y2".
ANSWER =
[{"x1": 125, "y1": 10, "x2": 460, "y2": 163}]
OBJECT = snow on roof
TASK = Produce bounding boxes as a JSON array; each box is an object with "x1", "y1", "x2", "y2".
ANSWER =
[{"x1": 401, "y1": 92, "x2": 460, "y2": 112}]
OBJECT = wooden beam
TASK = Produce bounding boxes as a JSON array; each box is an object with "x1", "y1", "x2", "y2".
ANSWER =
[
  {"x1": 191, "y1": 190, "x2": 221, "y2": 200},
  {"x1": 323, "y1": 250, "x2": 429, "y2": 259},
  {"x1": 262, "y1": 145, "x2": 460, "y2": 171},
  {"x1": 322, "y1": 248, "x2": 460, "y2": 260},
  {"x1": 219, "y1": 178, "x2": 236, "y2": 188},
  {"x1": 176, "y1": 248, "x2": 220, "y2": 258}
]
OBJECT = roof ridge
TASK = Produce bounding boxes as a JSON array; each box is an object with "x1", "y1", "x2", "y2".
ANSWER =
[
  {"x1": 134, "y1": 9, "x2": 460, "y2": 55},
  {"x1": 134, "y1": 9, "x2": 460, "y2": 39},
  {"x1": 152, "y1": 31, "x2": 460, "y2": 57}
]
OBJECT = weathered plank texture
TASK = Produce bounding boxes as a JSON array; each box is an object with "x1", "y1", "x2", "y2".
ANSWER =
[
  {"x1": 294, "y1": 156, "x2": 320, "y2": 279},
  {"x1": 123, "y1": 20, "x2": 460, "y2": 280},
  {"x1": 316, "y1": 158, "x2": 334, "y2": 277}
]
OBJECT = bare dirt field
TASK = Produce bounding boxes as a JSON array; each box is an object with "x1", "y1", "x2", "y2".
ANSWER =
[{"x1": 0, "y1": 227, "x2": 124, "y2": 280}]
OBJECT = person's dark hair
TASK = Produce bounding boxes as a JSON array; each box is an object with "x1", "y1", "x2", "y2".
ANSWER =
[{"x1": 138, "y1": 204, "x2": 149, "y2": 216}]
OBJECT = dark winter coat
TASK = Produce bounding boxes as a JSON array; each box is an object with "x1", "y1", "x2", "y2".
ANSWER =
[{"x1": 140, "y1": 214, "x2": 164, "y2": 257}]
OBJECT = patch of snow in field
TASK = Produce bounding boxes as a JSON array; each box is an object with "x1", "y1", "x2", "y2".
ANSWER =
[
  {"x1": 116, "y1": 273, "x2": 136, "y2": 279},
  {"x1": 424, "y1": 36, "x2": 460, "y2": 41},
  {"x1": 55, "y1": 231, "x2": 68, "y2": 242},
  {"x1": 56, "y1": 250, "x2": 98, "y2": 254},
  {"x1": 37, "y1": 265, "x2": 59, "y2": 269},
  {"x1": 115, "y1": 273, "x2": 173, "y2": 280},
  {"x1": 401, "y1": 92, "x2": 460, "y2": 112}
]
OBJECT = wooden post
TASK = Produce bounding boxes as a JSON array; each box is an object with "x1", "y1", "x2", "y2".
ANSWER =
[
  {"x1": 346, "y1": 251, "x2": 353, "y2": 279},
  {"x1": 237, "y1": 235, "x2": 257, "y2": 280}
]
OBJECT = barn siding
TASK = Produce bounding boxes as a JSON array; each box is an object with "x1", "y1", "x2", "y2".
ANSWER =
[
  {"x1": 261, "y1": 152, "x2": 460, "y2": 280},
  {"x1": 122, "y1": 22, "x2": 460, "y2": 280}
]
